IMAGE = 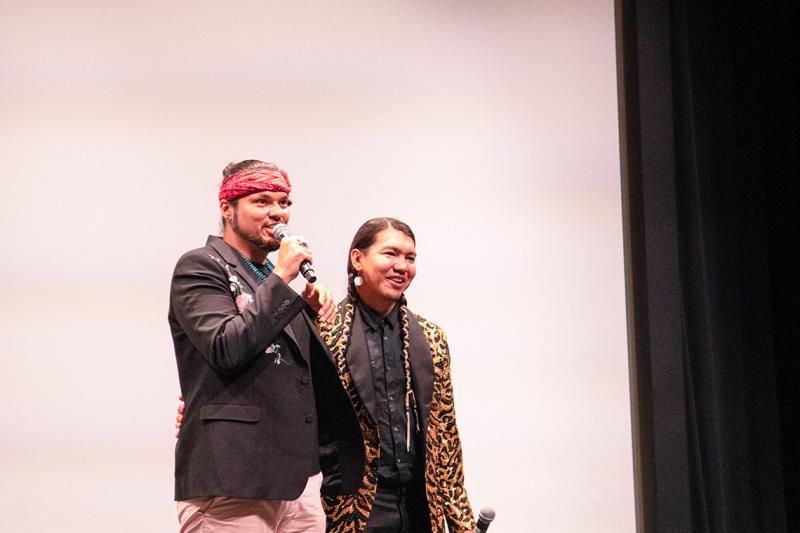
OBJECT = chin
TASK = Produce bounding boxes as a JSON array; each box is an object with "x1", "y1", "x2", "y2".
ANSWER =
[
  {"x1": 246, "y1": 236, "x2": 275, "y2": 252},
  {"x1": 258, "y1": 234, "x2": 279, "y2": 248},
  {"x1": 383, "y1": 290, "x2": 404, "y2": 302}
]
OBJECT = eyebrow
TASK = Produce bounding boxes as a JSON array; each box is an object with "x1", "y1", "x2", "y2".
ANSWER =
[
  {"x1": 253, "y1": 192, "x2": 290, "y2": 201},
  {"x1": 382, "y1": 245, "x2": 416, "y2": 256}
]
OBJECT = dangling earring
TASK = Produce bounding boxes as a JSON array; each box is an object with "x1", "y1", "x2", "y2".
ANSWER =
[{"x1": 353, "y1": 273, "x2": 363, "y2": 287}]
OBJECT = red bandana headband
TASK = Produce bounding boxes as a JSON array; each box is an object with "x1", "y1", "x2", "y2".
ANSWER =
[{"x1": 218, "y1": 167, "x2": 292, "y2": 202}]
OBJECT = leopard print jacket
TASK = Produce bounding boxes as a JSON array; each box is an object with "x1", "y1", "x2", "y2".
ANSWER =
[{"x1": 317, "y1": 301, "x2": 475, "y2": 533}]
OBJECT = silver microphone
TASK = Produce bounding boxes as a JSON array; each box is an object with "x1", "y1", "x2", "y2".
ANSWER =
[
  {"x1": 476, "y1": 507, "x2": 495, "y2": 532},
  {"x1": 272, "y1": 223, "x2": 317, "y2": 283}
]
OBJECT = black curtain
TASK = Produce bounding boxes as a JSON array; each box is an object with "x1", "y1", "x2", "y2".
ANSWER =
[{"x1": 617, "y1": 1, "x2": 799, "y2": 532}]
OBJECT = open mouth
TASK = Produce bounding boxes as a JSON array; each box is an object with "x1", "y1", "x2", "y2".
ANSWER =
[{"x1": 386, "y1": 276, "x2": 406, "y2": 288}]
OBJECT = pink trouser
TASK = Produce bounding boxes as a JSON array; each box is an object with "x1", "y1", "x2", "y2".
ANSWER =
[{"x1": 177, "y1": 473, "x2": 325, "y2": 533}]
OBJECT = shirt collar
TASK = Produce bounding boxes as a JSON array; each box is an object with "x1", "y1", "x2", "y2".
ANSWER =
[{"x1": 357, "y1": 300, "x2": 399, "y2": 332}]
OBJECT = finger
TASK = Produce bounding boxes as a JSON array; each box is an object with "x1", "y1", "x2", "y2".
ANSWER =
[
  {"x1": 297, "y1": 249, "x2": 313, "y2": 263},
  {"x1": 322, "y1": 305, "x2": 336, "y2": 323},
  {"x1": 313, "y1": 285, "x2": 326, "y2": 302},
  {"x1": 320, "y1": 286, "x2": 332, "y2": 302},
  {"x1": 287, "y1": 236, "x2": 310, "y2": 252},
  {"x1": 323, "y1": 288, "x2": 335, "y2": 310},
  {"x1": 319, "y1": 295, "x2": 335, "y2": 322},
  {"x1": 302, "y1": 282, "x2": 316, "y2": 299},
  {"x1": 288, "y1": 238, "x2": 312, "y2": 257}
]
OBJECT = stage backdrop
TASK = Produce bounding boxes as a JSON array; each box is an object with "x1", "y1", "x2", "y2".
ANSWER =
[{"x1": 0, "y1": 1, "x2": 632, "y2": 531}]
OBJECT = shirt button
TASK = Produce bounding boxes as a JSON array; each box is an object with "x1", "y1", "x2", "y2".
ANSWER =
[
  {"x1": 305, "y1": 415, "x2": 313, "y2": 423},
  {"x1": 389, "y1": 395, "x2": 393, "y2": 401},
  {"x1": 301, "y1": 376, "x2": 309, "y2": 385},
  {"x1": 383, "y1": 336, "x2": 388, "y2": 341}
]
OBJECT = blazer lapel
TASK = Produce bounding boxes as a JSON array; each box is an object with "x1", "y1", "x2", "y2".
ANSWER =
[
  {"x1": 407, "y1": 313, "x2": 434, "y2": 435},
  {"x1": 345, "y1": 310, "x2": 379, "y2": 423},
  {"x1": 207, "y1": 235, "x2": 302, "y2": 356},
  {"x1": 206, "y1": 236, "x2": 259, "y2": 295},
  {"x1": 284, "y1": 316, "x2": 307, "y2": 364}
]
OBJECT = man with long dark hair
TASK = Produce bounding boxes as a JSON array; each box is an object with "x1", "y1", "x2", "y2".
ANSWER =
[{"x1": 318, "y1": 217, "x2": 475, "y2": 533}]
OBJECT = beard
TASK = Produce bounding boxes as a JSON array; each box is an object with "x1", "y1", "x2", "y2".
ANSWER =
[{"x1": 231, "y1": 206, "x2": 279, "y2": 253}]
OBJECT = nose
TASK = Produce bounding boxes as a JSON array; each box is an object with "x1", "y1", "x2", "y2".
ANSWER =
[
  {"x1": 268, "y1": 203, "x2": 289, "y2": 221},
  {"x1": 393, "y1": 258, "x2": 409, "y2": 272}
]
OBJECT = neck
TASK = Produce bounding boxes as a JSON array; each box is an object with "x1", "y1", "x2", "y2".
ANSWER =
[
  {"x1": 356, "y1": 288, "x2": 397, "y2": 317},
  {"x1": 223, "y1": 229, "x2": 268, "y2": 264}
]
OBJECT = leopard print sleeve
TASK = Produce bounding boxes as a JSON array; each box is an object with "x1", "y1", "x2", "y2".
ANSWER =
[{"x1": 419, "y1": 318, "x2": 476, "y2": 533}]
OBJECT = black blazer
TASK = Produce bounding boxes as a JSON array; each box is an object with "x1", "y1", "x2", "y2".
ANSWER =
[
  {"x1": 318, "y1": 303, "x2": 475, "y2": 532},
  {"x1": 169, "y1": 236, "x2": 362, "y2": 501}
]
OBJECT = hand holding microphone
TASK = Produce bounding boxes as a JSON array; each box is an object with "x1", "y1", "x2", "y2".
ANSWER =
[{"x1": 272, "y1": 223, "x2": 317, "y2": 283}]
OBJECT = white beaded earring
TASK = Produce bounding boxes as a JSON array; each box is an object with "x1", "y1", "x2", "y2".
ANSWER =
[{"x1": 353, "y1": 273, "x2": 363, "y2": 287}]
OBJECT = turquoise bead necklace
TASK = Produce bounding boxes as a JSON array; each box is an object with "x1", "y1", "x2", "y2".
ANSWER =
[{"x1": 238, "y1": 252, "x2": 275, "y2": 283}]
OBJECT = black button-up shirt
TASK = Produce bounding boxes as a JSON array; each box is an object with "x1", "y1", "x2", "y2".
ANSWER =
[{"x1": 358, "y1": 302, "x2": 420, "y2": 485}]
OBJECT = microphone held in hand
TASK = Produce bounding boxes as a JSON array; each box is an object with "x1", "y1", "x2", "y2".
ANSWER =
[
  {"x1": 476, "y1": 507, "x2": 495, "y2": 533},
  {"x1": 272, "y1": 223, "x2": 317, "y2": 283}
]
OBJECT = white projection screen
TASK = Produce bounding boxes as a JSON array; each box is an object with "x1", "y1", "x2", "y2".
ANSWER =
[{"x1": 0, "y1": 2, "x2": 634, "y2": 531}]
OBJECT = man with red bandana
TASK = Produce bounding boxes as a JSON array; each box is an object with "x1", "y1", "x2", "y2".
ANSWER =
[{"x1": 168, "y1": 160, "x2": 362, "y2": 532}]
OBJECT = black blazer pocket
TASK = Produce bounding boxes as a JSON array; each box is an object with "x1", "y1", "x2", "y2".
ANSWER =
[{"x1": 199, "y1": 403, "x2": 260, "y2": 422}]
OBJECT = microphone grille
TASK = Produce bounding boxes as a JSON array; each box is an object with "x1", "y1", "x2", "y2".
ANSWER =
[
  {"x1": 272, "y1": 224, "x2": 290, "y2": 240},
  {"x1": 479, "y1": 507, "x2": 496, "y2": 521}
]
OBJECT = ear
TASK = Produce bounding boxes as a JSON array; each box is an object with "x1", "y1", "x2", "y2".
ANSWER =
[
  {"x1": 350, "y1": 248, "x2": 364, "y2": 272},
  {"x1": 220, "y1": 200, "x2": 233, "y2": 224}
]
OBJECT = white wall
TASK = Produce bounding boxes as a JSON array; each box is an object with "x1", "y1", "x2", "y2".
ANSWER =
[{"x1": 0, "y1": 1, "x2": 633, "y2": 531}]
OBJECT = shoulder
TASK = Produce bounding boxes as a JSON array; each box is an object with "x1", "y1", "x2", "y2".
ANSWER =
[
  {"x1": 317, "y1": 299, "x2": 354, "y2": 350},
  {"x1": 409, "y1": 309, "x2": 451, "y2": 355},
  {"x1": 408, "y1": 310, "x2": 453, "y2": 373},
  {"x1": 410, "y1": 310, "x2": 444, "y2": 336},
  {"x1": 319, "y1": 300, "x2": 348, "y2": 333},
  {"x1": 172, "y1": 244, "x2": 229, "y2": 278}
]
